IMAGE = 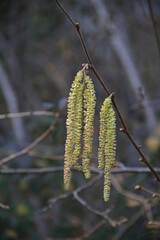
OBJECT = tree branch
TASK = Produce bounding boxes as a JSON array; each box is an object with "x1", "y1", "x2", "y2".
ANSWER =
[
  {"x1": 55, "y1": 0, "x2": 160, "y2": 182},
  {"x1": 0, "y1": 111, "x2": 58, "y2": 120},
  {"x1": 0, "y1": 166, "x2": 160, "y2": 175},
  {"x1": 112, "y1": 176, "x2": 153, "y2": 222}
]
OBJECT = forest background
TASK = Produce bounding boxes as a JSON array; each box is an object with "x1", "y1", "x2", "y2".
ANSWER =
[{"x1": 0, "y1": 0, "x2": 160, "y2": 239}]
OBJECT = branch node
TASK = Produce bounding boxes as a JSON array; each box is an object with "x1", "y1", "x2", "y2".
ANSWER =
[
  {"x1": 75, "y1": 22, "x2": 80, "y2": 30},
  {"x1": 109, "y1": 92, "x2": 115, "y2": 99},
  {"x1": 135, "y1": 185, "x2": 141, "y2": 190},
  {"x1": 152, "y1": 193, "x2": 157, "y2": 198},
  {"x1": 119, "y1": 128, "x2": 125, "y2": 132},
  {"x1": 139, "y1": 157, "x2": 143, "y2": 162}
]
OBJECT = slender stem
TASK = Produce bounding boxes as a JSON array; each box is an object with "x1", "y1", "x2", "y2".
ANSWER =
[
  {"x1": 0, "y1": 111, "x2": 58, "y2": 120},
  {"x1": 55, "y1": 0, "x2": 160, "y2": 182},
  {"x1": 147, "y1": 0, "x2": 160, "y2": 61},
  {"x1": 0, "y1": 166, "x2": 160, "y2": 174}
]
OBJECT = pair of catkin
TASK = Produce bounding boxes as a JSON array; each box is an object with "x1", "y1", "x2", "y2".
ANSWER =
[
  {"x1": 64, "y1": 70, "x2": 116, "y2": 202},
  {"x1": 64, "y1": 71, "x2": 96, "y2": 185}
]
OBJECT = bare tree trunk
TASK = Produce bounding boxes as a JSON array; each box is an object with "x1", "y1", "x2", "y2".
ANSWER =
[{"x1": 0, "y1": 62, "x2": 25, "y2": 144}]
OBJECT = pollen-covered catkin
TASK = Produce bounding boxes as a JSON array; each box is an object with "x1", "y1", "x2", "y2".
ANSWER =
[
  {"x1": 104, "y1": 164, "x2": 111, "y2": 202},
  {"x1": 64, "y1": 71, "x2": 83, "y2": 184},
  {"x1": 83, "y1": 76, "x2": 96, "y2": 179},
  {"x1": 103, "y1": 106, "x2": 116, "y2": 201},
  {"x1": 72, "y1": 82, "x2": 83, "y2": 170},
  {"x1": 98, "y1": 97, "x2": 116, "y2": 202},
  {"x1": 105, "y1": 107, "x2": 116, "y2": 169},
  {"x1": 98, "y1": 97, "x2": 111, "y2": 170}
]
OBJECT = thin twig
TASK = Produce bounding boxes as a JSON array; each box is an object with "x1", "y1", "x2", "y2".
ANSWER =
[
  {"x1": 73, "y1": 173, "x2": 127, "y2": 227},
  {"x1": 112, "y1": 176, "x2": 153, "y2": 221},
  {"x1": 39, "y1": 173, "x2": 103, "y2": 214},
  {"x1": 135, "y1": 185, "x2": 160, "y2": 198},
  {"x1": 38, "y1": 191, "x2": 73, "y2": 214},
  {"x1": 0, "y1": 166, "x2": 160, "y2": 175},
  {"x1": 55, "y1": 0, "x2": 160, "y2": 182},
  {"x1": 147, "y1": 0, "x2": 160, "y2": 61},
  {"x1": 0, "y1": 111, "x2": 58, "y2": 120}
]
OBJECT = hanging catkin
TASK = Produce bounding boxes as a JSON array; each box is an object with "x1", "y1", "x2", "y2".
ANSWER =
[
  {"x1": 98, "y1": 97, "x2": 111, "y2": 170},
  {"x1": 82, "y1": 75, "x2": 96, "y2": 179},
  {"x1": 64, "y1": 71, "x2": 83, "y2": 185},
  {"x1": 98, "y1": 97, "x2": 116, "y2": 202},
  {"x1": 72, "y1": 82, "x2": 83, "y2": 170},
  {"x1": 64, "y1": 70, "x2": 96, "y2": 185}
]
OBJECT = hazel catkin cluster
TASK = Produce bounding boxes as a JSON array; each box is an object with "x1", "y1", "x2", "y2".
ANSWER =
[
  {"x1": 64, "y1": 70, "x2": 116, "y2": 202},
  {"x1": 64, "y1": 71, "x2": 96, "y2": 185}
]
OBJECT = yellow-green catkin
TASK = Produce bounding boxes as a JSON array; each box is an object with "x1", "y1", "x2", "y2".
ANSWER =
[
  {"x1": 98, "y1": 97, "x2": 116, "y2": 202},
  {"x1": 82, "y1": 76, "x2": 96, "y2": 179},
  {"x1": 104, "y1": 106, "x2": 116, "y2": 201},
  {"x1": 104, "y1": 165, "x2": 111, "y2": 202},
  {"x1": 106, "y1": 107, "x2": 116, "y2": 169},
  {"x1": 98, "y1": 97, "x2": 111, "y2": 170},
  {"x1": 64, "y1": 71, "x2": 83, "y2": 185},
  {"x1": 72, "y1": 82, "x2": 83, "y2": 170}
]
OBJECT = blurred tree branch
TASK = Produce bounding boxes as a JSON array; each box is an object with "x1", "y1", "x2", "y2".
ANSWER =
[
  {"x1": 147, "y1": 0, "x2": 160, "y2": 61},
  {"x1": 0, "y1": 62, "x2": 25, "y2": 144},
  {"x1": 0, "y1": 111, "x2": 58, "y2": 120},
  {"x1": 0, "y1": 166, "x2": 160, "y2": 175}
]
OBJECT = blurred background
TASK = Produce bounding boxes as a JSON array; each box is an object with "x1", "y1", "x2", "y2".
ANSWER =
[{"x1": 0, "y1": 0, "x2": 160, "y2": 239}]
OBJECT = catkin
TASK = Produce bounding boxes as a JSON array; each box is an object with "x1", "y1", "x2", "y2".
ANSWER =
[
  {"x1": 72, "y1": 83, "x2": 83, "y2": 170},
  {"x1": 64, "y1": 71, "x2": 83, "y2": 184},
  {"x1": 64, "y1": 71, "x2": 96, "y2": 184},
  {"x1": 83, "y1": 76, "x2": 96, "y2": 179},
  {"x1": 98, "y1": 97, "x2": 116, "y2": 202},
  {"x1": 98, "y1": 97, "x2": 111, "y2": 170}
]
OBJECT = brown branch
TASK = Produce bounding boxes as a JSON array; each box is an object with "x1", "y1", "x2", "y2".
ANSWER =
[
  {"x1": 0, "y1": 111, "x2": 58, "y2": 120},
  {"x1": 38, "y1": 173, "x2": 103, "y2": 214},
  {"x1": 135, "y1": 185, "x2": 160, "y2": 198},
  {"x1": 73, "y1": 173, "x2": 127, "y2": 227},
  {"x1": 38, "y1": 191, "x2": 73, "y2": 214},
  {"x1": 55, "y1": 0, "x2": 160, "y2": 182}
]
